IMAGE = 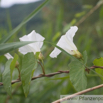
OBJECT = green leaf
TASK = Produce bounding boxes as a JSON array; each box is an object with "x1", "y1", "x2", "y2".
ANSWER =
[
  {"x1": 93, "y1": 57, "x2": 103, "y2": 80},
  {"x1": 10, "y1": 54, "x2": 18, "y2": 78},
  {"x1": 0, "y1": 66, "x2": 2, "y2": 82},
  {"x1": 75, "y1": 11, "x2": 85, "y2": 18},
  {"x1": 0, "y1": 41, "x2": 34, "y2": 55},
  {"x1": 69, "y1": 61, "x2": 87, "y2": 91},
  {"x1": 31, "y1": 61, "x2": 38, "y2": 77},
  {"x1": 20, "y1": 52, "x2": 37, "y2": 97},
  {"x1": 0, "y1": 0, "x2": 49, "y2": 43},
  {"x1": 52, "y1": 32, "x2": 61, "y2": 42},
  {"x1": 100, "y1": 6, "x2": 103, "y2": 19},
  {"x1": 2, "y1": 59, "x2": 13, "y2": 96},
  {"x1": 83, "y1": 51, "x2": 88, "y2": 65}
]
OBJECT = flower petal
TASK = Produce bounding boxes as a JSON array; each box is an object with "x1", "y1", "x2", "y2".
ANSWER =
[
  {"x1": 64, "y1": 35, "x2": 77, "y2": 50},
  {"x1": 4, "y1": 53, "x2": 13, "y2": 60},
  {"x1": 57, "y1": 35, "x2": 77, "y2": 54},
  {"x1": 28, "y1": 30, "x2": 45, "y2": 42},
  {"x1": 19, "y1": 35, "x2": 29, "y2": 41},
  {"x1": 27, "y1": 30, "x2": 45, "y2": 52},
  {"x1": 65, "y1": 26, "x2": 78, "y2": 42},
  {"x1": 19, "y1": 30, "x2": 45, "y2": 54},
  {"x1": 50, "y1": 48, "x2": 61, "y2": 58},
  {"x1": 19, "y1": 45, "x2": 36, "y2": 55}
]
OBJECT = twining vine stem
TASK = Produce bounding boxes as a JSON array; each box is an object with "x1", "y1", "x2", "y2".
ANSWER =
[
  {"x1": 0, "y1": 70, "x2": 69, "y2": 86},
  {"x1": 0, "y1": 65, "x2": 103, "y2": 86}
]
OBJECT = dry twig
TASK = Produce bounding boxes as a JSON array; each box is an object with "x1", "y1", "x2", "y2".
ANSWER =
[{"x1": 52, "y1": 83, "x2": 103, "y2": 103}]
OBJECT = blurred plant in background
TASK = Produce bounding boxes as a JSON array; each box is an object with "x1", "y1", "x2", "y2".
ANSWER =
[{"x1": 0, "y1": 0, "x2": 103, "y2": 103}]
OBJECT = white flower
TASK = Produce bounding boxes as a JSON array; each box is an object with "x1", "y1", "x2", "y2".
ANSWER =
[
  {"x1": 50, "y1": 26, "x2": 82, "y2": 58},
  {"x1": 4, "y1": 53, "x2": 13, "y2": 60},
  {"x1": 19, "y1": 30, "x2": 45, "y2": 55}
]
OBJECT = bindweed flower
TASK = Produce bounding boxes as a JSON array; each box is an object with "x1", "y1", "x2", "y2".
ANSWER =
[
  {"x1": 19, "y1": 30, "x2": 45, "y2": 55},
  {"x1": 50, "y1": 26, "x2": 82, "y2": 59},
  {"x1": 4, "y1": 53, "x2": 13, "y2": 60}
]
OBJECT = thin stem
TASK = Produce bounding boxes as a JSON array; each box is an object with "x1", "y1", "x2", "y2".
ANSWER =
[
  {"x1": 0, "y1": 65, "x2": 103, "y2": 86},
  {"x1": 90, "y1": 66, "x2": 103, "y2": 69},
  {"x1": 0, "y1": 70, "x2": 69, "y2": 86},
  {"x1": 52, "y1": 83, "x2": 103, "y2": 103},
  {"x1": 76, "y1": 2, "x2": 102, "y2": 26},
  {"x1": 38, "y1": 61, "x2": 45, "y2": 75},
  {"x1": 15, "y1": 61, "x2": 21, "y2": 79},
  {"x1": 16, "y1": 67, "x2": 21, "y2": 79}
]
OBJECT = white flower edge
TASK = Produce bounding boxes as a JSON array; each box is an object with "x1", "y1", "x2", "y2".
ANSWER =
[
  {"x1": 19, "y1": 30, "x2": 45, "y2": 55},
  {"x1": 50, "y1": 26, "x2": 82, "y2": 58},
  {"x1": 4, "y1": 53, "x2": 13, "y2": 60}
]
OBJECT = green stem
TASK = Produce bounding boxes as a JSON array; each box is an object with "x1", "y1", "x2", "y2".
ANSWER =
[
  {"x1": 17, "y1": 67, "x2": 21, "y2": 79},
  {"x1": 38, "y1": 60, "x2": 45, "y2": 75}
]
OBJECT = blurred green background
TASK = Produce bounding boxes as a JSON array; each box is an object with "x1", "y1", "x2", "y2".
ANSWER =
[{"x1": 0, "y1": 0, "x2": 103, "y2": 103}]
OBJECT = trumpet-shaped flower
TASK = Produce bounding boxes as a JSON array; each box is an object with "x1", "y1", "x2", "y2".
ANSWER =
[
  {"x1": 4, "y1": 53, "x2": 13, "y2": 60},
  {"x1": 19, "y1": 30, "x2": 45, "y2": 55},
  {"x1": 50, "y1": 26, "x2": 82, "y2": 58}
]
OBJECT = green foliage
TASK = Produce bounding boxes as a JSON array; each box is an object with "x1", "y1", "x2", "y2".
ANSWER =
[
  {"x1": 100, "y1": 6, "x2": 103, "y2": 19},
  {"x1": 52, "y1": 32, "x2": 61, "y2": 42},
  {"x1": 83, "y1": 51, "x2": 88, "y2": 65},
  {"x1": 0, "y1": 41, "x2": 35, "y2": 55},
  {"x1": 63, "y1": 19, "x2": 77, "y2": 33},
  {"x1": 0, "y1": 0, "x2": 103, "y2": 102},
  {"x1": 75, "y1": 11, "x2": 86, "y2": 18},
  {"x1": 69, "y1": 60, "x2": 87, "y2": 91},
  {"x1": 93, "y1": 57, "x2": 103, "y2": 80},
  {"x1": 0, "y1": 66, "x2": 1, "y2": 81},
  {"x1": 20, "y1": 53, "x2": 37, "y2": 97},
  {"x1": 0, "y1": 0, "x2": 49, "y2": 43},
  {"x1": 10, "y1": 54, "x2": 18, "y2": 77},
  {"x1": 2, "y1": 59, "x2": 13, "y2": 96}
]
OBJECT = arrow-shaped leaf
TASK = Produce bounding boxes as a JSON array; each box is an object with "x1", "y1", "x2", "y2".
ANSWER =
[{"x1": 20, "y1": 52, "x2": 37, "y2": 97}]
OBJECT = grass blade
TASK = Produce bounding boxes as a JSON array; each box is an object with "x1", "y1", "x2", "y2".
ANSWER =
[
  {"x1": 0, "y1": 0, "x2": 49, "y2": 43},
  {"x1": 0, "y1": 41, "x2": 34, "y2": 55}
]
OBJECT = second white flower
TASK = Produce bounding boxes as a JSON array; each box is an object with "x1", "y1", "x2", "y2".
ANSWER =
[{"x1": 19, "y1": 30, "x2": 45, "y2": 55}]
